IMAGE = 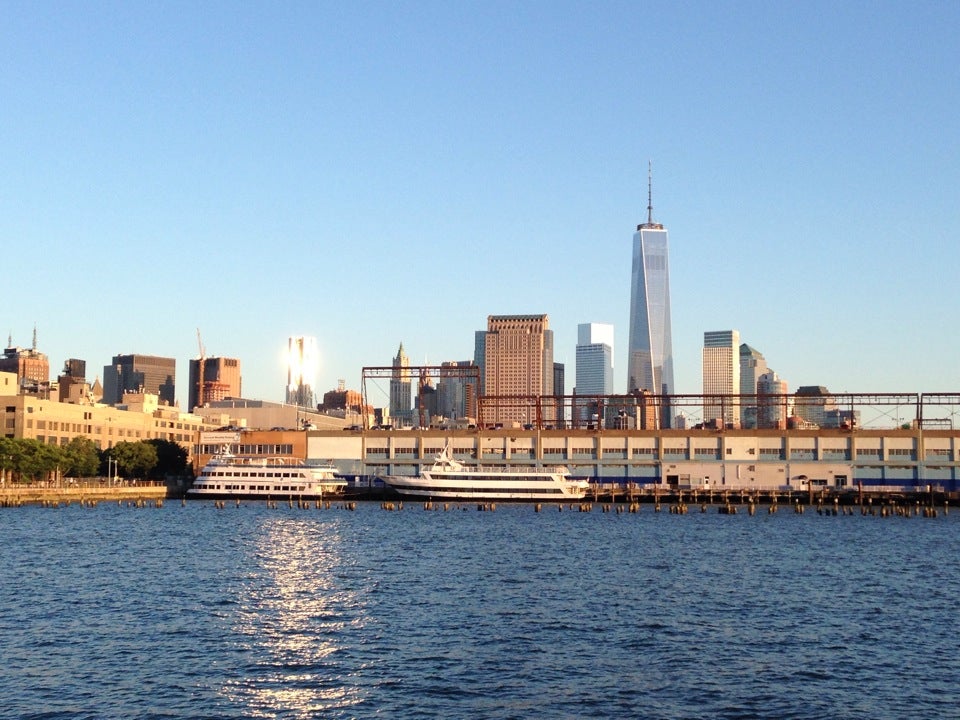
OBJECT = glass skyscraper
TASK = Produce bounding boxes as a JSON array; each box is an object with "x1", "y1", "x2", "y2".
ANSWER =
[
  {"x1": 627, "y1": 167, "x2": 674, "y2": 427},
  {"x1": 576, "y1": 322, "x2": 614, "y2": 396},
  {"x1": 285, "y1": 336, "x2": 317, "y2": 409}
]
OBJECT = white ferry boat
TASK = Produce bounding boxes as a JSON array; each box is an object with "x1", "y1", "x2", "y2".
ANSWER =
[
  {"x1": 188, "y1": 452, "x2": 347, "y2": 500},
  {"x1": 384, "y1": 446, "x2": 589, "y2": 501}
]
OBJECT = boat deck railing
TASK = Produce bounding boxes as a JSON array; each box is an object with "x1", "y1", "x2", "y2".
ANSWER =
[{"x1": 435, "y1": 462, "x2": 570, "y2": 475}]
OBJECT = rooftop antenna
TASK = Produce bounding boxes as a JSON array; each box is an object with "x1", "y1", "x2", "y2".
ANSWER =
[{"x1": 32, "y1": 324, "x2": 37, "y2": 351}]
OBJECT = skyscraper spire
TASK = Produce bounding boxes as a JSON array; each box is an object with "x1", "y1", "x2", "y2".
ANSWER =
[
  {"x1": 639, "y1": 160, "x2": 663, "y2": 231},
  {"x1": 647, "y1": 160, "x2": 653, "y2": 225}
]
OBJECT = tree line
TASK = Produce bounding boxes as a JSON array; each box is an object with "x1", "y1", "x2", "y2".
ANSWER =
[{"x1": 0, "y1": 437, "x2": 190, "y2": 484}]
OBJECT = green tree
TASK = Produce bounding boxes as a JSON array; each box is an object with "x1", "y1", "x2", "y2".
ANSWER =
[
  {"x1": 0, "y1": 436, "x2": 15, "y2": 483},
  {"x1": 145, "y1": 439, "x2": 189, "y2": 479},
  {"x1": 12, "y1": 439, "x2": 63, "y2": 482},
  {"x1": 62, "y1": 437, "x2": 100, "y2": 478},
  {"x1": 111, "y1": 441, "x2": 158, "y2": 479}
]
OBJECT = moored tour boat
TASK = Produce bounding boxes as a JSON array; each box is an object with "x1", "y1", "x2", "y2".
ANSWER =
[
  {"x1": 188, "y1": 451, "x2": 347, "y2": 500},
  {"x1": 384, "y1": 446, "x2": 589, "y2": 501}
]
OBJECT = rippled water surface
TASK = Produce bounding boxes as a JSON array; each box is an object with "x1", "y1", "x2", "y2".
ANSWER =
[{"x1": 1, "y1": 501, "x2": 959, "y2": 719}]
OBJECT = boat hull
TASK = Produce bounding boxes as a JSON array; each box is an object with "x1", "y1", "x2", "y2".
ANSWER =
[
  {"x1": 385, "y1": 477, "x2": 589, "y2": 502},
  {"x1": 190, "y1": 453, "x2": 347, "y2": 501},
  {"x1": 383, "y1": 447, "x2": 588, "y2": 501},
  {"x1": 186, "y1": 483, "x2": 348, "y2": 501}
]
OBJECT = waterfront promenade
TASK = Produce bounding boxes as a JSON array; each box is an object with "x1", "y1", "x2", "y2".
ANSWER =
[{"x1": 0, "y1": 480, "x2": 170, "y2": 506}]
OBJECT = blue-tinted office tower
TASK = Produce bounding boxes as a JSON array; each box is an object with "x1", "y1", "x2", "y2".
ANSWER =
[
  {"x1": 627, "y1": 164, "x2": 674, "y2": 427},
  {"x1": 576, "y1": 323, "x2": 614, "y2": 396}
]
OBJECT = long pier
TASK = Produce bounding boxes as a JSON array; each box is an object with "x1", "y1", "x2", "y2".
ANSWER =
[{"x1": 582, "y1": 483, "x2": 957, "y2": 507}]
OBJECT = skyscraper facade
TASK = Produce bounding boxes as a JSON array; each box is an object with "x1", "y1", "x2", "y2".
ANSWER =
[
  {"x1": 739, "y1": 343, "x2": 769, "y2": 428},
  {"x1": 436, "y1": 360, "x2": 479, "y2": 422},
  {"x1": 793, "y1": 386, "x2": 839, "y2": 428},
  {"x1": 189, "y1": 357, "x2": 242, "y2": 411},
  {"x1": 1, "y1": 346, "x2": 50, "y2": 394},
  {"x1": 103, "y1": 354, "x2": 176, "y2": 406},
  {"x1": 473, "y1": 331, "x2": 487, "y2": 397},
  {"x1": 481, "y1": 314, "x2": 554, "y2": 425},
  {"x1": 389, "y1": 342, "x2": 413, "y2": 424},
  {"x1": 553, "y1": 362, "x2": 565, "y2": 427},
  {"x1": 702, "y1": 330, "x2": 741, "y2": 426},
  {"x1": 757, "y1": 370, "x2": 790, "y2": 429},
  {"x1": 627, "y1": 166, "x2": 674, "y2": 428},
  {"x1": 285, "y1": 336, "x2": 317, "y2": 408}
]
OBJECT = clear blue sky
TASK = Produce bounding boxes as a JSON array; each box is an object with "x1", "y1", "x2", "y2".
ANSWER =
[{"x1": 2, "y1": 1, "x2": 958, "y2": 408}]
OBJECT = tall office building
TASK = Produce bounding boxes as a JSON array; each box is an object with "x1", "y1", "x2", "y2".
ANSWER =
[
  {"x1": 285, "y1": 336, "x2": 317, "y2": 408},
  {"x1": 627, "y1": 164, "x2": 674, "y2": 428},
  {"x1": 553, "y1": 362, "x2": 566, "y2": 427},
  {"x1": 481, "y1": 314, "x2": 554, "y2": 426},
  {"x1": 793, "y1": 386, "x2": 838, "y2": 428},
  {"x1": 739, "y1": 344, "x2": 769, "y2": 428},
  {"x1": 576, "y1": 323, "x2": 614, "y2": 396},
  {"x1": 702, "y1": 330, "x2": 741, "y2": 426},
  {"x1": 189, "y1": 357, "x2": 242, "y2": 411},
  {"x1": 757, "y1": 370, "x2": 790, "y2": 429},
  {"x1": 103, "y1": 354, "x2": 176, "y2": 406},
  {"x1": 389, "y1": 342, "x2": 413, "y2": 424},
  {"x1": 473, "y1": 331, "x2": 487, "y2": 397},
  {"x1": 0, "y1": 328, "x2": 50, "y2": 394},
  {"x1": 575, "y1": 323, "x2": 613, "y2": 425},
  {"x1": 415, "y1": 376, "x2": 437, "y2": 424},
  {"x1": 436, "y1": 360, "x2": 479, "y2": 422}
]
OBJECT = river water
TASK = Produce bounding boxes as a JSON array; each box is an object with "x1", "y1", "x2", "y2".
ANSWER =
[{"x1": 1, "y1": 500, "x2": 958, "y2": 719}]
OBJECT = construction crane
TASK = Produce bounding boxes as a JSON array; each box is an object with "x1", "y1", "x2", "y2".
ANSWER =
[{"x1": 196, "y1": 328, "x2": 206, "y2": 409}]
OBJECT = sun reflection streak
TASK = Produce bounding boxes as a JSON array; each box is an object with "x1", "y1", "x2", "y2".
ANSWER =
[{"x1": 220, "y1": 516, "x2": 367, "y2": 717}]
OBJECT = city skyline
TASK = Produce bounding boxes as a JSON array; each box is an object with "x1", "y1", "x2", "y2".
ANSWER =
[{"x1": 3, "y1": 4, "x2": 958, "y2": 404}]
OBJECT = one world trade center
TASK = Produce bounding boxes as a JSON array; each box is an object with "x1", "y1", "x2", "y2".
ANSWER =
[{"x1": 627, "y1": 164, "x2": 674, "y2": 428}]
